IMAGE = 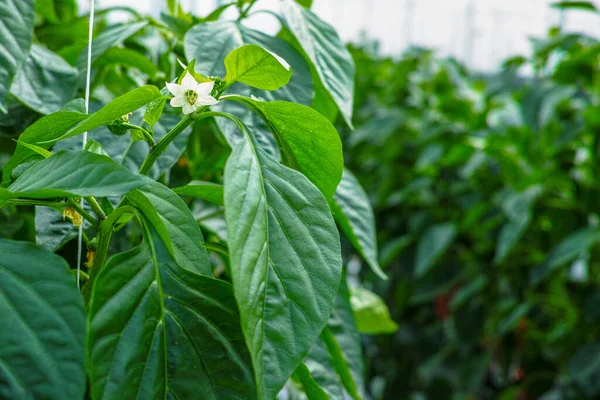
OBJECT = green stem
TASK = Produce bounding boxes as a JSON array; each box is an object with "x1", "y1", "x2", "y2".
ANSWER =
[
  {"x1": 85, "y1": 196, "x2": 106, "y2": 221},
  {"x1": 238, "y1": 0, "x2": 257, "y2": 20},
  {"x1": 204, "y1": 242, "x2": 229, "y2": 257},
  {"x1": 68, "y1": 198, "x2": 97, "y2": 226},
  {"x1": 6, "y1": 199, "x2": 65, "y2": 209},
  {"x1": 138, "y1": 115, "x2": 194, "y2": 175},
  {"x1": 82, "y1": 205, "x2": 138, "y2": 299},
  {"x1": 122, "y1": 123, "x2": 156, "y2": 146}
]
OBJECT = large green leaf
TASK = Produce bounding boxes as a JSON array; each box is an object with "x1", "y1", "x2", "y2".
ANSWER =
[
  {"x1": 414, "y1": 223, "x2": 457, "y2": 278},
  {"x1": 11, "y1": 44, "x2": 79, "y2": 114},
  {"x1": 1, "y1": 150, "x2": 152, "y2": 200},
  {"x1": 87, "y1": 218, "x2": 255, "y2": 399},
  {"x1": 350, "y1": 287, "x2": 398, "y2": 335},
  {"x1": 332, "y1": 169, "x2": 386, "y2": 279},
  {"x1": 3, "y1": 87, "x2": 161, "y2": 183},
  {"x1": 126, "y1": 181, "x2": 211, "y2": 275},
  {"x1": 224, "y1": 44, "x2": 292, "y2": 91},
  {"x1": 0, "y1": 0, "x2": 34, "y2": 113},
  {"x1": 223, "y1": 95, "x2": 343, "y2": 200},
  {"x1": 184, "y1": 20, "x2": 313, "y2": 152},
  {"x1": 0, "y1": 239, "x2": 85, "y2": 400},
  {"x1": 224, "y1": 134, "x2": 342, "y2": 398},
  {"x1": 280, "y1": 0, "x2": 355, "y2": 127}
]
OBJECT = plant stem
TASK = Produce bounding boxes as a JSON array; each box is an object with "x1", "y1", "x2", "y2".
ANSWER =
[
  {"x1": 6, "y1": 199, "x2": 65, "y2": 209},
  {"x1": 138, "y1": 115, "x2": 194, "y2": 175},
  {"x1": 85, "y1": 196, "x2": 106, "y2": 221},
  {"x1": 122, "y1": 123, "x2": 156, "y2": 146},
  {"x1": 68, "y1": 198, "x2": 97, "y2": 226},
  {"x1": 204, "y1": 242, "x2": 229, "y2": 257},
  {"x1": 238, "y1": 0, "x2": 257, "y2": 20}
]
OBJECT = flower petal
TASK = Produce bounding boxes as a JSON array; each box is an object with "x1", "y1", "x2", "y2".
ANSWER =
[
  {"x1": 196, "y1": 95, "x2": 219, "y2": 106},
  {"x1": 181, "y1": 72, "x2": 198, "y2": 91},
  {"x1": 182, "y1": 103, "x2": 196, "y2": 115},
  {"x1": 166, "y1": 82, "x2": 184, "y2": 97},
  {"x1": 170, "y1": 96, "x2": 186, "y2": 107},
  {"x1": 196, "y1": 81, "x2": 215, "y2": 97}
]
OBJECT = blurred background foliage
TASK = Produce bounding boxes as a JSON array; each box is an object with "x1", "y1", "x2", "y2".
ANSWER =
[{"x1": 3, "y1": 1, "x2": 600, "y2": 399}]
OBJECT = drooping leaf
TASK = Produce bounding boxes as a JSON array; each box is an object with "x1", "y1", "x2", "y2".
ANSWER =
[
  {"x1": 87, "y1": 219, "x2": 255, "y2": 399},
  {"x1": 224, "y1": 44, "x2": 292, "y2": 91},
  {"x1": 280, "y1": 0, "x2": 355, "y2": 127},
  {"x1": 350, "y1": 287, "x2": 398, "y2": 335},
  {"x1": 332, "y1": 169, "x2": 386, "y2": 279},
  {"x1": 224, "y1": 95, "x2": 343, "y2": 200},
  {"x1": 0, "y1": 0, "x2": 34, "y2": 113},
  {"x1": 11, "y1": 44, "x2": 79, "y2": 114},
  {"x1": 96, "y1": 47, "x2": 159, "y2": 78},
  {"x1": 1, "y1": 150, "x2": 152, "y2": 200},
  {"x1": 224, "y1": 133, "x2": 342, "y2": 398},
  {"x1": 126, "y1": 181, "x2": 211, "y2": 275},
  {"x1": 414, "y1": 223, "x2": 457, "y2": 278},
  {"x1": 174, "y1": 181, "x2": 224, "y2": 206},
  {"x1": 0, "y1": 239, "x2": 85, "y2": 400}
]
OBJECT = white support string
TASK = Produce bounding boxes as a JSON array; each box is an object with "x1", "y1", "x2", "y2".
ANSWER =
[{"x1": 78, "y1": 0, "x2": 95, "y2": 289}]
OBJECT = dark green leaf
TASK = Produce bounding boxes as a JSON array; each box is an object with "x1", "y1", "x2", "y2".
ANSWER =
[
  {"x1": 0, "y1": 0, "x2": 34, "y2": 113},
  {"x1": 127, "y1": 181, "x2": 211, "y2": 275},
  {"x1": 552, "y1": 1, "x2": 597, "y2": 11},
  {"x1": 1, "y1": 150, "x2": 152, "y2": 200},
  {"x1": 11, "y1": 44, "x2": 79, "y2": 114},
  {"x1": 0, "y1": 239, "x2": 85, "y2": 400},
  {"x1": 414, "y1": 223, "x2": 457, "y2": 278},
  {"x1": 224, "y1": 134, "x2": 342, "y2": 398},
  {"x1": 87, "y1": 219, "x2": 255, "y2": 399}
]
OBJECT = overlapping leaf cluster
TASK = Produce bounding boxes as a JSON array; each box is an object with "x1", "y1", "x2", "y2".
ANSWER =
[{"x1": 0, "y1": 1, "x2": 393, "y2": 399}]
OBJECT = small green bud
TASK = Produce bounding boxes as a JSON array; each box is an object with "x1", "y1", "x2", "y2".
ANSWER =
[
  {"x1": 107, "y1": 113, "x2": 131, "y2": 136},
  {"x1": 209, "y1": 76, "x2": 226, "y2": 95}
]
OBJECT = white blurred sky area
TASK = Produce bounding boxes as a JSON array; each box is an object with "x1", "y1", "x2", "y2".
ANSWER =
[{"x1": 79, "y1": 0, "x2": 600, "y2": 71}]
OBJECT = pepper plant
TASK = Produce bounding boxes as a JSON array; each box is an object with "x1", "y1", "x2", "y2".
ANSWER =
[{"x1": 0, "y1": 1, "x2": 392, "y2": 399}]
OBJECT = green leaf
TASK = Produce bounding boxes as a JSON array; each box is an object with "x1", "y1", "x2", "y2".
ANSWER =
[
  {"x1": 174, "y1": 181, "x2": 224, "y2": 206},
  {"x1": 224, "y1": 95, "x2": 343, "y2": 200},
  {"x1": 1, "y1": 150, "x2": 152, "y2": 200},
  {"x1": 16, "y1": 140, "x2": 53, "y2": 158},
  {"x1": 126, "y1": 181, "x2": 211, "y2": 275},
  {"x1": 224, "y1": 44, "x2": 292, "y2": 91},
  {"x1": 280, "y1": 0, "x2": 355, "y2": 127},
  {"x1": 87, "y1": 218, "x2": 256, "y2": 399},
  {"x1": 184, "y1": 21, "x2": 313, "y2": 152},
  {"x1": 96, "y1": 47, "x2": 159, "y2": 78},
  {"x1": 35, "y1": 206, "x2": 79, "y2": 251},
  {"x1": 76, "y1": 21, "x2": 148, "y2": 73},
  {"x1": 35, "y1": 0, "x2": 59, "y2": 23},
  {"x1": 325, "y1": 275, "x2": 365, "y2": 398},
  {"x1": 224, "y1": 134, "x2": 342, "y2": 398},
  {"x1": 531, "y1": 228, "x2": 600, "y2": 285},
  {"x1": 3, "y1": 86, "x2": 161, "y2": 183},
  {"x1": 414, "y1": 223, "x2": 457, "y2": 278},
  {"x1": 552, "y1": 1, "x2": 597, "y2": 11},
  {"x1": 0, "y1": 239, "x2": 85, "y2": 400},
  {"x1": 332, "y1": 169, "x2": 386, "y2": 279},
  {"x1": 11, "y1": 44, "x2": 79, "y2": 114},
  {"x1": 350, "y1": 287, "x2": 398, "y2": 335},
  {"x1": 0, "y1": 0, "x2": 34, "y2": 113},
  {"x1": 292, "y1": 363, "x2": 332, "y2": 400}
]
